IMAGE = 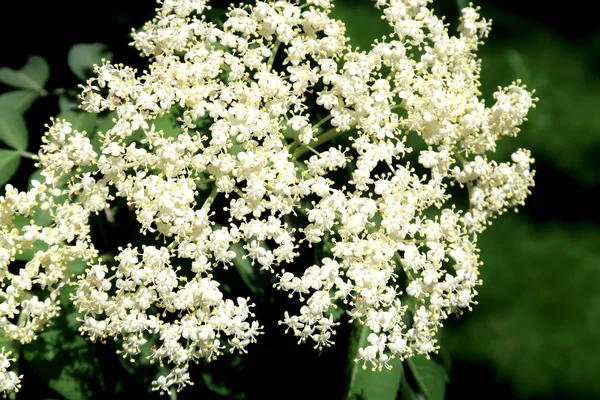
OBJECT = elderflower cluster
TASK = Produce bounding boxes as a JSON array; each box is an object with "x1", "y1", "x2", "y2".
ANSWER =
[
  {"x1": 0, "y1": 348, "x2": 21, "y2": 396},
  {"x1": 0, "y1": 0, "x2": 535, "y2": 395}
]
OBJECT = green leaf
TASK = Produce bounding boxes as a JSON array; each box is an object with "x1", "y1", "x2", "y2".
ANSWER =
[
  {"x1": 58, "y1": 94, "x2": 79, "y2": 113},
  {"x1": 0, "y1": 90, "x2": 39, "y2": 114},
  {"x1": 0, "y1": 149, "x2": 21, "y2": 187},
  {"x1": 0, "y1": 336, "x2": 19, "y2": 362},
  {"x1": 282, "y1": 122, "x2": 296, "y2": 140},
  {"x1": 330, "y1": 1, "x2": 392, "y2": 51},
  {"x1": 22, "y1": 304, "x2": 104, "y2": 400},
  {"x1": 14, "y1": 240, "x2": 49, "y2": 261},
  {"x1": 152, "y1": 112, "x2": 180, "y2": 140},
  {"x1": 57, "y1": 110, "x2": 97, "y2": 134},
  {"x1": 92, "y1": 111, "x2": 117, "y2": 153},
  {"x1": 400, "y1": 371, "x2": 419, "y2": 400},
  {"x1": 406, "y1": 355, "x2": 448, "y2": 400},
  {"x1": 345, "y1": 322, "x2": 403, "y2": 400},
  {"x1": 25, "y1": 170, "x2": 53, "y2": 227},
  {"x1": 27, "y1": 169, "x2": 45, "y2": 190},
  {"x1": 435, "y1": 345, "x2": 452, "y2": 375},
  {"x1": 97, "y1": 112, "x2": 117, "y2": 134},
  {"x1": 479, "y1": 29, "x2": 600, "y2": 184},
  {"x1": 443, "y1": 216, "x2": 600, "y2": 397},
  {"x1": 231, "y1": 243, "x2": 264, "y2": 295},
  {"x1": 0, "y1": 108, "x2": 28, "y2": 150},
  {"x1": 456, "y1": 0, "x2": 469, "y2": 10},
  {"x1": 201, "y1": 372, "x2": 235, "y2": 397},
  {"x1": 0, "y1": 55, "x2": 49, "y2": 91},
  {"x1": 68, "y1": 43, "x2": 113, "y2": 81}
]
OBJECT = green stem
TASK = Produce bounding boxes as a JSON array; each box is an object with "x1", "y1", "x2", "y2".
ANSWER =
[
  {"x1": 312, "y1": 114, "x2": 332, "y2": 130},
  {"x1": 194, "y1": 178, "x2": 215, "y2": 186},
  {"x1": 395, "y1": 251, "x2": 416, "y2": 281},
  {"x1": 267, "y1": 41, "x2": 280, "y2": 72},
  {"x1": 300, "y1": 145, "x2": 321, "y2": 156},
  {"x1": 201, "y1": 185, "x2": 219, "y2": 212},
  {"x1": 294, "y1": 128, "x2": 347, "y2": 158},
  {"x1": 18, "y1": 151, "x2": 37, "y2": 159},
  {"x1": 233, "y1": 186, "x2": 245, "y2": 198}
]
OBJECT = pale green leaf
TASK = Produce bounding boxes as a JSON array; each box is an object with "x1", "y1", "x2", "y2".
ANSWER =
[
  {"x1": 407, "y1": 355, "x2": 447, "y2": 400},
  {"x1": 346, "y1": 322, "x2": 403, "y2": 400},
  {"x1": 58, "y1": 94, "x2": 78, "y2": 113},
  {"x1": 97, "y1": 111, "x2": 117, "y2": 134},
  {"x1": 0, "y1": 337, "x2": 19, "y2": 359},
  {"x1": 151, "y1": 112, "x2": 180, "y2": 140},
  {"x1": 0, "y1": 149, "x2": 21, "y2": 187},
  {"x1": 68, "y1": 43, "x2": 113, "y2": 81},
  {"x1": 27, "y1": 169, "x2": 45, "y2": 191},
  {"x1": 0, "y1": 108, "x2": 28, "y2": 150},
  {"x1": 0, "y1": 55, "x2": 49, "y2": 91},
  {"x1": 0, "y1": 90, "x2": 39, "y2": 114},
  {"x1": 92, "y1": 111, "x2": 117, "y2": 153},
  {"x1": 57, "y1": 110, "x2": 97, "y2": 134},
  {"x1": 14, "y1": 240, "x2": 49, "y2": 261}
]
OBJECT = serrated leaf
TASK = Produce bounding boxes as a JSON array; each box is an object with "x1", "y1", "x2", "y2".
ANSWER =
[
  {"x1": 0, "y1": 149, "x2": 21, "y2": 187},
  {"x1": 0, "y1": 55, "x2": 49, "y2": 91},
  {"x1": 0, "y1": 90, "x2": 39, "y2": 114},
  {"x1": 57, "y1": 110, "x2": 97, "y2": 134},
  {"x1": 68, "y1": 43, "x2": 113, "y2": 81},
  {"x1": 407, "y1": 355, "x2": 448, "y2": 400},
  {"x1": 0, "y1": 108, "x2": 28, "y2": 150},
  {"x1": 345, "y1": 322, "x2": 403, "y2": 400}
]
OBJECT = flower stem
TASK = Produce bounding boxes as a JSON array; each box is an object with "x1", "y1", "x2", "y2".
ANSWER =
[
  {"x1": 294, "y1": 128, "x2": 347, "y2": 158},
  {"x1": 18, "y1": 151, "x2": 37, "y2": 160},
  {"x1": 267, "y1": 41, "x2": 280, "y2": 72},
  {"x1": 201, "y1": 185, "x2": 219, "y2": 212}
]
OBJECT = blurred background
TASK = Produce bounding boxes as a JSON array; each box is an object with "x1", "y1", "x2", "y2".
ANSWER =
[{"x1": 1, "y1": 0, "x2": 599, "y2": 399}]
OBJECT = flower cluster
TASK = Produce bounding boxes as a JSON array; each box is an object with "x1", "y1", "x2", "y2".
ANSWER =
[
  {"x1": 0, "y1": 0, "x2": 535, "y2": 395},
  {"x1": 0, "y1": 348, "x2": 20, "y2": 396}
]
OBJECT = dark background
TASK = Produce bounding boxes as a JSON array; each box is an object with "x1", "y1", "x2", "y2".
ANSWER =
[{"x1": 1, "y1": 0, "x2": 599, "y2": 399}]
